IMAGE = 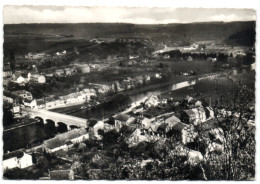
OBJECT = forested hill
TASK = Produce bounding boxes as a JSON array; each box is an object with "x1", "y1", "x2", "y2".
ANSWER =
[{"x1": 4, "y1": 21, "x2": 255, "y2": 44}]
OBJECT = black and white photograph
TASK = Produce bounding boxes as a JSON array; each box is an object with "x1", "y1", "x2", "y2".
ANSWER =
[{"x1": 1, "y1": 0, "x2": 259, "y2": 181}]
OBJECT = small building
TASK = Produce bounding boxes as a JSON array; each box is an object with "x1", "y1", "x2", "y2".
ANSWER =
[
  {"x1": 88, "y1": 120, "x2": 104, "y2": 140},
  {"x1": 76, "y1": 64, "x2": 90, "y2": 74},
  {"x1": 115, "y1": 114, "x2": 135, "y2": 129},
  {"x1": 3, "y1": 151, "x2": 33, "y2": 171},
  {"x1": 3, "y1": 95, "x2": 14, "y2": 104},
  {"x1": 23, "y1": 99, "x2": 37, "y2": 109},
  {"x1": 64, "y1": 67, "x2": 76, "y2": 76},
  {"x1": 89, "y1": 83, "x2": 110, "y2": 94},
  {"x1": 42, "y1": 128, "x2": 89, "y2": 153},
  {"x1": 28, "y1": 72, "x2": 46, "y2": 84},
  {"x1": 12, "y1": 90, "x2": 33, "y2": 100},
  {"x1": 181, "y1": 107, "x2": 206, "y2": 125},
  {"x1": 144, "y1": 95, "x2": 159, "y2": 108},
  {"x1": 3, "y1": 69, "x2": 12, "y2": 77},
  {"x1": 82, "y1": 88, "x2": 97, "y2": 101},
  {"x1": 155, "y1": 73, "x2": 162, "y2": 79},
  {"x1": 134, "y1": 76, "x2": 144, "y2": 85},
  {"x1": 12, "y1": 72, "x2": 27, "y2": 84},
  {"x1": 65, "y1": 94, "x2": 78, "y2": 104},
  {"x1": 55, "y1": 69, "x2": 65, "y2": 77}
]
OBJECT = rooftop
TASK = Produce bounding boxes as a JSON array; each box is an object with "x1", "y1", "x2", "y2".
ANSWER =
[{"x1": 43, "y1": 128, "x2": 88, "y2": 149}]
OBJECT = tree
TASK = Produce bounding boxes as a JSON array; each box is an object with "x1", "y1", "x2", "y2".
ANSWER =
[{"x1": 191, "y1": 75, "x2": 255, "y2": 180}]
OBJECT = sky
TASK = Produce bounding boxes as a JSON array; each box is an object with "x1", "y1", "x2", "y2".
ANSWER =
[{"x1": 4, "y1": 6, "x2": 256, "y2": 24}]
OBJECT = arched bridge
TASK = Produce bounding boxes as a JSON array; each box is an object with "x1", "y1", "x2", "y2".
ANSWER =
[{"x1": 21, "y1": 108, "x2": 88, "y2": 129}]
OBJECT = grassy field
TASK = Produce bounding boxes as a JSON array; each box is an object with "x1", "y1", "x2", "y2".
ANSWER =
[{"x1": 161, "y1": 70, "x2": 255, "y2": 103}]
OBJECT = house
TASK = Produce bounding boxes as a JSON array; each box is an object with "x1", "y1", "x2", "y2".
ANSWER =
[
  {"x1": 3, "y1": 151, "x2": 33, "y2": 171},
  {"x1": 89, "y1": 83, "x2": 110, "y2": 94},
  {"x1": 125, "y1": 127, "x2": 164, "y2": 147},
  {"x1": 140, "y1": 117, "x2": 152, "y2": 129},
  {"x1": 3, "y1": 96, "x2": 14, "y2": 104},
  {"x1": 75, "y1": 64, "x2": 90, "y2": 74},
  {"x1": 3, "y1": 65, "x2": 12, "y2": 77},
  {"x1": 23, "y1": 99, "x2": 37, "y2": 109},
  {"x1": 64, "y1": 67, "x2": 76, "y2": 76},
  {"x1": 181, "y1": 107, "x2": 206, "y2": 125},
  {"x1": 76, "y1": 91, "x2": 87, "y2": 102},
  {"x1": 88, "y1": 120, "x2": 104, "y2": 140},
  {"x1": 28, "y1": 72, "x2": 46, "y2": 83},
  {"x1": 55, "y1": 69, "x2": 65, "y2": 77},
  {"x1": 161, "y1": 98, "x2": 168, "y2": 104},
  {"x1": 12, "y1": 72, "x2": 27, "y2": 84},
  {"x1": 13, "y1": 105, "x2": 20, "y2": 114},
  {"x1": 125, "y1": 128, "x2": 149, "y2": 147},
  {"x1": 171, "y1": 122, "x2": 197, "y2": 144},
  {"x1": 164, "y1": 115, "x2": 181, "y2": 128},
  {"x1": 205, "y1": 107, "x2": 215, "y2": 119},
  {"x1": 134, "y1": 76, "x2": 144, "y2": 85},
  {"x1": 115, "y1": 114, "x2": 135, "y2": 129},
  {"x1": 65, "y1": 94, "x2": 78, "y2": 104},
  {"x1": 144, "y1": 75, "x2": 151, "y2": 82},
  {"x1": 49, "y1": 169, "x2": 74, "y2": 180},
  {"x1": 195, "y1": 100, "x2": 202, "y2": 107},
  {"x1": 12, "y1": 90, "x2": 33, "y2": 100},
  {"x1": 82, "y1": 88, "x2": 97, "y2": 101},
  {"x1": 144, "y1": 95, "x2": 159, "y2": 108},
  {"x1": 42, "y1": 128, "x2": 89, "y2": 153},
  {"x1": 132, "y1": 106, "x2": 144, "y2": 115},
  {"x1": 155, "y1": 73, "x2": 162, "y2": 79},
  {"x1": 36, "y1": 99, "x2": 46, "y2": 109},
  {"x1": 207, "y1": 57, "x2": 217, "y2": 62},
  {"x1": 104, "y1": 122, "x2": 116, "y2": 132}
]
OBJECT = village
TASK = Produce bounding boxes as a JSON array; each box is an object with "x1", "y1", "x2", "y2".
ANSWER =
[
  {"x1": 3, "y1": 86, "x2": 255, "y2": 179},
  {"x1": 2, "y1": 16, "x2": 256, "y2": 180}
]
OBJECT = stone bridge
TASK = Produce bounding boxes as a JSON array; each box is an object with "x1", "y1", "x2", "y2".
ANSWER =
[{"x1": 21, "y1": 108, "x2": 88, "y2": 130}]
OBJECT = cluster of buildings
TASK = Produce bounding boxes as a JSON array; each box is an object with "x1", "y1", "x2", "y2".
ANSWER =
[
  {"x1": 31, "y1": 94, "x2": 226, "y2": 167},
  {"x1": 27, "y1": 88, "x2": 96, "y2": 110},
  {"x1": 111, "y1": 73, "x2": 161, "y2": 92},
  {"x1": 3, "y1": 151, "x2": 34, "y2": 171},
  {"x1": 4, "y1": 88, "x2": 97, "y2": 110}
]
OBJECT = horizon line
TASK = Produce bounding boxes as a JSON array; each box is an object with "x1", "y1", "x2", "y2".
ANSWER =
[{"x1": 4, "y1": 20, "x2": 256, "y2": 25}]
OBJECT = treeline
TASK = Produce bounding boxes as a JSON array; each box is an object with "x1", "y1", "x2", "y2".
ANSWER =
[
  {"x1": 228, "y1": 29, "x2": 256, "y2": 46},
  {"x1": 162, "y1": 50, "x2": 255, "y2": 65}
]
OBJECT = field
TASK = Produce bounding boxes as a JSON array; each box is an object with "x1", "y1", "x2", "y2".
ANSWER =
[{"x1": 161, "y1": 70, "x2": 255, "y2": 103}]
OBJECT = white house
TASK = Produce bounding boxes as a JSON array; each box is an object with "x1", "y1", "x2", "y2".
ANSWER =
[
  {"x1": 23, "y1": 99, "x2": 37, "y2": 109},
  {"x1": 28, "y1": 72, "x2": 46, "y2": 84},
  {"x1": 144, "y1": 95, "x2": 159, "y2": 108},
  {"x1": 91, "y1": 121, "x2": 104, "y2": 140},
  {"x1": 3, "y1": 151, "x2": 33, "y2": 171}
]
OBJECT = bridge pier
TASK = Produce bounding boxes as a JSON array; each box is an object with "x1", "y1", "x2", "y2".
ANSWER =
[
  {"x1": 67, "y1": 126, "x2": 71, "y2": 131},
  {"x1": 54, "y1": 122, "x2": 59, "y2": 127}
]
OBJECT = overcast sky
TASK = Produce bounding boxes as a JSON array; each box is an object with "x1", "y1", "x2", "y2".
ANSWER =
[{"x1": 4, "y1": 6, "x2": 256, "y2": 24}]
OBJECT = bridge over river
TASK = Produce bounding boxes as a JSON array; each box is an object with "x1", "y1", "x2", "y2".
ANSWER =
[{"x1": 21, "y1": 108, "x2": 88, "y2": 129}]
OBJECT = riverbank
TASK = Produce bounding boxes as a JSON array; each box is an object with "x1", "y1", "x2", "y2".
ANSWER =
[{"x1": 51, "y1": 72, "x2": 222, "y2": 115}]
